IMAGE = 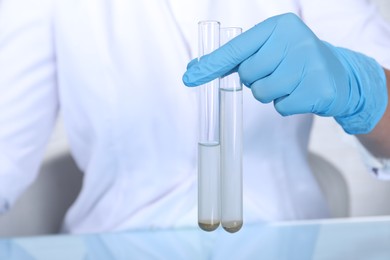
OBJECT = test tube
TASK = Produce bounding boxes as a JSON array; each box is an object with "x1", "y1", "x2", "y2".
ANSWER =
[
  {"x1": 198, "y1": 21, "x2": 221, "y2": 231},
  {"x1": 220, "y1": 27, "x2": 243, "y2": 233}
]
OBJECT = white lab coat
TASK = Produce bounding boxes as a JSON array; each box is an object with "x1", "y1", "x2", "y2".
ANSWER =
[{"x1": 0, "y1": 0, "x2": 389, "y2": 233}]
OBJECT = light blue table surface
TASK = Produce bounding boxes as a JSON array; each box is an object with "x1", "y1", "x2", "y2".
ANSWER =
[{"x1": 1, "y1": 217, "x2": 390, "y2": 260}]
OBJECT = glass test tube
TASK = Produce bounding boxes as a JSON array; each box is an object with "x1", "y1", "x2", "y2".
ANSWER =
[
  {"x1": 220, "y1": 27, "x2": 243, "y2": 233},
  {"x1": 198, "y1": 21, "x2": 221, "y2": 231}
]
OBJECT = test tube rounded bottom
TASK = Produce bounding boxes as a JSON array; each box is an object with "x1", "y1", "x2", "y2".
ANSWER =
[
  {"x1": 222, "y1": 221, "x2": 243, "y2": 233},
  {"x1": 198, "y1": 221, "x2": 220, "y2": 232},
  {"x1": 198, "y1": 142, "x2": 221, "y2": 232}
]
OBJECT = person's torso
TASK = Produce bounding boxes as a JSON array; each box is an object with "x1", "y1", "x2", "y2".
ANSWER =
[{"x1": 53, "y1": 0, "x2": 328, "y2": 233}]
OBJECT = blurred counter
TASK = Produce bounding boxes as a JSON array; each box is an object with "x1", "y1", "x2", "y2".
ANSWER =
[{"x1": 1, "y1": 216, "x2": 390, "y2": 260}]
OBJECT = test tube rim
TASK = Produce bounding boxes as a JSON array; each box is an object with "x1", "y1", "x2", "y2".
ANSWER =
[
  {"x1": 198, "y1": 20, "x2": 221, "y2": 25},
  {"x1": 220, "y1": 27, "x2": 243, "y2": 41},
  {"x1": 220, "y1": 27, "x2": 242, "y2": 31}
]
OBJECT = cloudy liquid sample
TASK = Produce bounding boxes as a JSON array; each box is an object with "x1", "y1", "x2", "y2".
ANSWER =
[{"x1": 198, "y1": 142, "x2": 221, "y2": 231}]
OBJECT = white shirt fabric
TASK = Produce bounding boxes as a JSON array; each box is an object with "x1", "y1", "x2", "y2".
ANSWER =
[{"x1": 1, "y1": 0, "x2": 389, "y2": 233}]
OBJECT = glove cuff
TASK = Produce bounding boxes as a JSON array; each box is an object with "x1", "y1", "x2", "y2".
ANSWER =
[{"x1": 331, "y1": 45, "x2": 387, "y2": 134}]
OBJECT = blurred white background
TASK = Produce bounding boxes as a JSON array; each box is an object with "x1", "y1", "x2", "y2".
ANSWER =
[{"x1": 0, "y1": 0, "x2": 390, "y2": 237}]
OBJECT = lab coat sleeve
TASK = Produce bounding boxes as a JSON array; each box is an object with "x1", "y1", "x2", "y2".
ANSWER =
[
  {"x1": 353, "y1": 139, "x2": 390, "y2": 180},
  {"x1": 298, "y1": 0, "x2": 390, "y2": 70},
  {"x1": 0, "y1": 0, "x2": 58, "y2": 213}
]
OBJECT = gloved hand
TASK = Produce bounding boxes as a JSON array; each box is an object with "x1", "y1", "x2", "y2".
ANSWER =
[{"x1": 183, "y1": 13, "x2": 387, "y2": 134}]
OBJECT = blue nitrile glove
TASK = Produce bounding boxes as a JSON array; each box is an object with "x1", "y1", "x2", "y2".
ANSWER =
[{"x1": 183, "y1": 13, "x2": 387, "y2": 134}]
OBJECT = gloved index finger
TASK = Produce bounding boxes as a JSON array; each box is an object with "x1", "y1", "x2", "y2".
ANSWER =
[{"x1": 182, "y1": 16, "x2": 278, "y2": 87}]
